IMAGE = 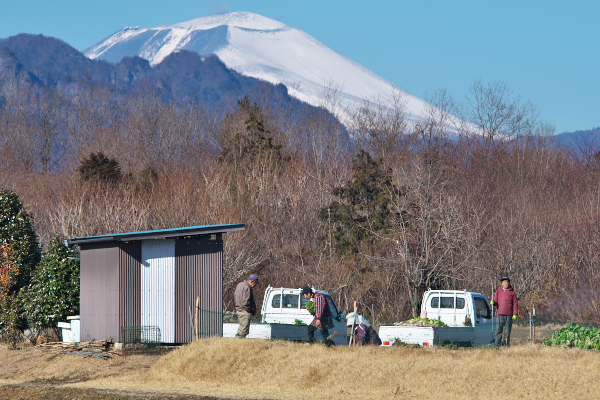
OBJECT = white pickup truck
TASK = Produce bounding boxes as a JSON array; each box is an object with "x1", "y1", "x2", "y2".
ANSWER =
[
  {"x1": 223, "y1": 286, "x2": 348, "y2": 345},
  {"x1": 379, "y1": 290, "x2": 495, "y2": 347}
]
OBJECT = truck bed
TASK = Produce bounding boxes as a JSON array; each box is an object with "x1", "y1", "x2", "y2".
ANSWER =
[
  {"x1": 223, "y1": 322, "x2": 310, "y2": 341},
  {"x1": 223, "y1": 322, "x2": 347, "y2": 345},
  {"x1": 379, "y1": 325, "x2": 479, "y2": 347}
]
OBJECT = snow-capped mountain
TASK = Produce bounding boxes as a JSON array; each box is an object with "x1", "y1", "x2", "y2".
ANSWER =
[{"x1": 85, "y1": 11, "x2": 432, "y2": 126}]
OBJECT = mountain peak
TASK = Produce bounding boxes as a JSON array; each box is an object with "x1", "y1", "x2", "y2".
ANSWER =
[
  {"x1": 85, "y1": 12, "x2": 433, "y2": 126},
  {"x1": 171, "y1": 11, "x2": 287, "y2": 31}
]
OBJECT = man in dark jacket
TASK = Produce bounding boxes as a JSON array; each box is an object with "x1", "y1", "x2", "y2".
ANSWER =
[
  {"x1": 491, "y1": 276, "x2": 519, "y2": 346},
  {"x1": 234, "y1": 274, "x2": 259, "y2": 338},
  {"x1": 301, "y1": 286, "x2": 334, "y2": 345}
]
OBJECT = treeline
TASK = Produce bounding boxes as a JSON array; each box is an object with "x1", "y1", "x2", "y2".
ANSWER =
[{"x1": 1, "y1": 77, "x2": 599, "y2": 328}]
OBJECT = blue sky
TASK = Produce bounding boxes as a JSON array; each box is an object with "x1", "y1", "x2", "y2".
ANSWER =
[{"x1": 1, "y1": 0, "x2": 598, "y2": 133}]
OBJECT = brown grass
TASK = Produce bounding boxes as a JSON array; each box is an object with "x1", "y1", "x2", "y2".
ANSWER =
[
  {"x1": 132, "y1": 338, "x2": 600, "y2": 399},
  {"x1": 2, "y1": 331, "x2": 599, "y2": 399}
]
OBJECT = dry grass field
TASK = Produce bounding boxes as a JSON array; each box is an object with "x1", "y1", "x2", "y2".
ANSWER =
[{"x1": 1, "y1": 324, "x2": 598, "y2": 399}]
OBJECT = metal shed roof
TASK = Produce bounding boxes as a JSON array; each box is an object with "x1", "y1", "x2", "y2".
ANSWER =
[{"x1": 67, "y1": 223, "x2": 246, "y2": 245}]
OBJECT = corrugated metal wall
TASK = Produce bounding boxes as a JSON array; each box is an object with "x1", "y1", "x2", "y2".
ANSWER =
[
  {"x1": 79, "y1": 243, "x2": 121, "y2": 341},
  {"x1": 141, "y1": 239, "x2": 176, "y2": 343},
  {"x1": 119, "y1": 242, "x2": 142, "y2": 339},
  {"x1": 175, "y1": 239, "x2": 224, "y2": 341},
  {"x1": 199, "y1": 241, "x2": 224, "y2": 338}
]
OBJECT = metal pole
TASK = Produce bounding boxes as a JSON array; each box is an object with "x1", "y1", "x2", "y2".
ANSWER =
[
  {"x1": 349, "y1": 301, "x2": 357, "y2": 346},
  {"x1": 188, "y1": 305, "x2": 194, "y2": 341},
  {"x1": 371, "y1": 304, "x2": 375, "y2": 328},
  {"x1": 529, "y1": 310, "x2": 532, "y2": 345},
  {"x1": 532, "y1": 304, "x2": 536, "y2": 345},
  {"x1": 195, "y1": 296, "x2": 200, "y2": 341},
  {"x1": 490, "y1": 277, "x2": 495, "y2": 346}
]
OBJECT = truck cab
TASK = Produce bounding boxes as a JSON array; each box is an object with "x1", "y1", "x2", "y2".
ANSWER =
[
  {"x1": 420, "y1": 290, "x2": 493, "y2": 327},
  {"x1": 260, "y1": 286, "x2": 347, "y2": 344},
  {"x1": 420, "y1": 289, "x2": 494, "y2": 346}
]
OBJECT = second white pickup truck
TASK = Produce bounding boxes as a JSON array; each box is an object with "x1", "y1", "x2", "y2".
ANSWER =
[
  {"x1": 223, "y1": 286, "x2": 348, "y2": 345},
  {"x1": 379, "y1": 290, "x2": 495, "y2": 347}
]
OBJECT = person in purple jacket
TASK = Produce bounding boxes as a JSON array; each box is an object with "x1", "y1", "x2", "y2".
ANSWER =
[
  {"x1": 491, "y1": 276, "x2": 519, "y2": 346},
  {"x1": 346, "y1": 313, "x2": 382, "y2": 346}
]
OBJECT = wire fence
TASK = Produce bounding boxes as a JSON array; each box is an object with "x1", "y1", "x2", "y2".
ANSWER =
[
  {"x1": 199, "y1": 308, "x2": 351, "y2": 343},
  {"x1": 121, "y1": 325, "x2": 162, "y2": 354},
  {"x1": 221, "y1": 311, "x2": 263, "y2": 324}
]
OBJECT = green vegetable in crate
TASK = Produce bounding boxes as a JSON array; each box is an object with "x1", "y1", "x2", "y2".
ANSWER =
[
  {"x1": 411, "y1": 317, "x2": 448, "y2": 327},
  {"x1": 394, "y1": 317, "x2": 448, "y2": 327},
  {"x1": 306, "y1": 300, "x2": 316, "y2": 316}
]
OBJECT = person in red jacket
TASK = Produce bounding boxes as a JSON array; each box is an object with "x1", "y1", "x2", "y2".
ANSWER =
[{"x1": 491, "y1": 276, "x2": 519, "y2": 346}]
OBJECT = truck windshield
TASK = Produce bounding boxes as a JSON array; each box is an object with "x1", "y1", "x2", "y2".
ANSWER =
[
  {"x1": 430, "y1": 296, "x2": 465, "y2": 309},
  {"x1": 271, "y1": 294, "x2": 300, "y2": 309}
]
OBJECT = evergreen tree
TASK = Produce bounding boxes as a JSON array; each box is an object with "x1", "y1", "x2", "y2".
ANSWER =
[
  {"x1": 219, "y1": 97, "x2": 287, "y2": 168},
  {"x1": 22, "y1": 237, "x2": 80, "y2": 331},
  {"x1": 78, "y1": 152, "x2": 122, "y2": 183},
  {"x1": 320, "y1": 150, "x2": 402, "y2": 257},
  {"x1": 0, "y1": 189, "x2": 41, "y2": 292}
]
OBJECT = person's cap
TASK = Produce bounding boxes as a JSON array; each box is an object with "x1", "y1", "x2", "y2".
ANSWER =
[
  {"x1": 501, "y1": 276, "x2": 510, "y2": 282},
  {"x1": 249, "y1": 274, "x2": 259, "y2": 284},
  {"x1": 300, "y1": 286, "x2": 313, "y2": 295}
]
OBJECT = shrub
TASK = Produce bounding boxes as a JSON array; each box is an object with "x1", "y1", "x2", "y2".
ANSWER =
[
  {"x1": 0, "y1": 189, "x2": 41, "y2": 292},
  {"x1": 21, "y1": 237, "x2": 80, "y2": 337},
  {"x1": 0, "y1": 244, "x2": 19, "y2": 301},
  {"x1": 0, "y1": 294, "x2": 21, "y2": 348}
]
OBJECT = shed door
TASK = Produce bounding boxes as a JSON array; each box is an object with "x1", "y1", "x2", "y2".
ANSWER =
[{"x1": 142, "y1": 239, "x2": 175, "y2": 343}]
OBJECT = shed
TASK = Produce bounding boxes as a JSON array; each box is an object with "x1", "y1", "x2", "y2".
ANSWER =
[{"x1": 67, "y1": 223, "x2": 246, "y2": 344}]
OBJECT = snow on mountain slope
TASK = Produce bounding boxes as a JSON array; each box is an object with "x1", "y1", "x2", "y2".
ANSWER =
[{"x1": 85, "y1": 11, "x2": 432, "y2": 126}]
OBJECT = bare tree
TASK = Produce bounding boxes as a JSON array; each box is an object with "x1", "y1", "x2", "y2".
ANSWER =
[
  {"x1": 463, "y1": 80, "x2": 542, "y2": 143},
  {"x1": 352, "y1": 90, "x2": 413, "y2": 166},
  {"x1": 386, "y1": 158, "x2": 483, "y2": 317},
  {"x1": 65, "y1": 84, "x2": 121, "y2": 166},
  {"x1": 34, "y1": 88, "x2": 68, "y2": 172}
]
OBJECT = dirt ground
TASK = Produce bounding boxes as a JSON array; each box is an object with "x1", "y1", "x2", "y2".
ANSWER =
[
  {"x1": 0, "y1": 384, "x2": 223, "y2": 400},
  {"x1": 491, "y1": 319, "x2": 558, "y2": 345},
  {"x1": 0, "y1": 323, "x2": 567, "y2": 400},
  {"x1": 0, "y1": 346, "x2": 223, "y2": 400}
]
